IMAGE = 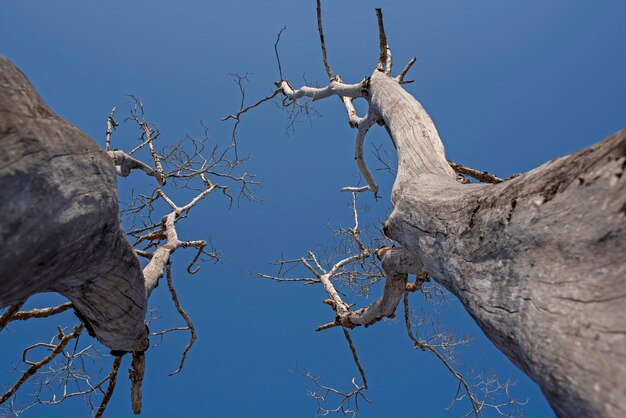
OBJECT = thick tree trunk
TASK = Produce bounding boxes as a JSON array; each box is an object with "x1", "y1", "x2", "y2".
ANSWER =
[
  {"x1": 368, "y1": 70, "x2": 626, "y2": 417},
  {"x1": 0, "y1": 56, "x2": 148, "y2": 352}
]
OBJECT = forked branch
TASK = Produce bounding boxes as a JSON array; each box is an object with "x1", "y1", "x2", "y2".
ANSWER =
[{"x1": 0, "y1": 324, "x2": 84, "y2": 405}]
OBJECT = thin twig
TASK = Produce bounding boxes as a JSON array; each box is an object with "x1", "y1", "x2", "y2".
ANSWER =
[
  {"x1": 166, "y1": 263, "x2": 197, "y2": 376},
  {"x1": 275, "y1": 26, "x2": 287, "y2": 81},
  {"x1": 0, "y1": 324, "x2": 84, "y2": 405},
  {"x1": 342, "y1": 328, "x2": 367, "y2": 389},
  {"x1": 403, "y1": 293, "x2": 481, "y2": 417}
]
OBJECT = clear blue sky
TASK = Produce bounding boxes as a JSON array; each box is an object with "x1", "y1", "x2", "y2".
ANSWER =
[{"x1": 1, "y1": 1, "x2": 625, "y2": 417}]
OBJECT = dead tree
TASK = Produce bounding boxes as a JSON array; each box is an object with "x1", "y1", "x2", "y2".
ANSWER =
[
  {"x1": 0, "y1": 55, "x2": 253, "y2": 415},
  {"x1": 250, "y1": 4, "x2": 625, "y2": 418},
  {"x1": 0, "y1": 55, "x2": 147, "y2": 352}
]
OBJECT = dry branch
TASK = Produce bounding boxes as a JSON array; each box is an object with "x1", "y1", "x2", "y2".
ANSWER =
[
  {"x1": 0, "y1": 301, "x2": 25, "y2": 331},
  {"x1": 165, "y1": 263, "x2": 197, "y2": 376},
  {"x1": 0, "y1": 324, "x2": 84, "y2": 405},
  {"x1": 94, "y1": 355, "x2": 123, "y2": 418},
  {"x1": 11, "y1": 303, "x2": 73, "y2": 321},
  {"x1": 129, "y1": 351, "x2": 145, "y2": 414}
]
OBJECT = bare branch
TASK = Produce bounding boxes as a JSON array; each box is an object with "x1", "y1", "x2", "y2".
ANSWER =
[
  {"x1": 129, "y1": 351, "x2": 145, "y2": 414},
  {"x1": 395, "y1": 56, "x2": 416, "y2": 83},
  {"x1": 222, "y1": 83, "x2": 280, "y2": 123},
  {"x1": 222, "y1": 73, "x2": 280, "y2": 153},
  {"x1": 126, "y1": 95, "x2": 166, "y2": 184},
  {"x1": 277, "y1": 79, "x2": 366, "y2": 102},
  {"x1": 165, "y1": 263, "x2": 197, "y2": 376},
  {"x1": 403, "y1": 293, "x2": 519, "y2": 417},
  {"x1": 275, "y1": 26, "x2": 287, "y2": 81},
  {"x1": 353, "y1": 116, "x2": 379, "y2": 196},
  {"x1": 304, "y1": 370, "x2": 371, "y2": 417},
  {"x1": 105, "y1": 106, "x2": 117, "y2": 152},
  {"x1": 448, "y1": 161, "x2": 504, "y2": 184},
  {"x1": 0, "y1": 324, "x2": 84, "y2": 405},
  {"x1": 11, "y1": 302, "x2": 73, "y2": 321},
  {"x1": 375, "y1": 9, "x2": 388, "y2": 72},
  {"x1": 342, "y1": 328, "x2": 367, "y2": 389},
  {"x1": 254, "y1": 273, "x2": 319, "y2": 284},
  {"x1": 94, "y1": 355, "x2": 123, "y2": 418},
  {"x1": 316, "y1": 0, "x2": 334, "y2": 80},
  {"x1": 0, "y1": 300, "x2": 25, "y2": 331}
]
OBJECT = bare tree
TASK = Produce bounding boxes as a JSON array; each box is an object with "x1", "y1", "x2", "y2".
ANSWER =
[
  {"x1": 260, "y1": 192, "x2": 520, "y2": 417},
  {"x1": 0, "y1": 55, "x2": 254, "y2": 415},
  {"x1": 236, "y1": 3, "x2": 625, "y2": 417}
]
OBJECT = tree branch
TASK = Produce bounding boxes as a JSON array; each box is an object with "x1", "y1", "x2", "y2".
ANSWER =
[
  {"x1": 94, "y1": 355, "x2": 123, "y2": 418},
  {"x1": 0, "y1": 300, "x2": 25, "y2": 331},
  {"x1": 0, "y1": 324, "x2": 84, "y2": 405},
  {"x1": 129, "y1": 351, "x2": 145, "y2": 415},
  {"x1": 316, "y1": 0, "x2": 334, "y2": 80},
  {"x1": 375, "y1": 9, "x2": 388, "y2": 72}
]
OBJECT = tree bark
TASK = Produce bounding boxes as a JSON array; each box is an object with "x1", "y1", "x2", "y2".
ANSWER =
[
  {"x1": 0, "y1": 56, "x2": 148, "y2": 352},
  {"x1": 367, "y1": 70, "x2": 626, "y2": 417}
]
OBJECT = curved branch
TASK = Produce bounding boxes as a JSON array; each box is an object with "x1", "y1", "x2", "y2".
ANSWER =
[
  {"x1": 341, "y1": 247, "x2": 422, "y2": 328},
  {"x1": 354, "y1": 116, "x2": 379, "y2": 196}
]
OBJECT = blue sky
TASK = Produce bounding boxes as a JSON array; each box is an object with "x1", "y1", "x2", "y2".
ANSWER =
[{"x1": 1, "y1": 0, "x2": 625, "y2": 417}]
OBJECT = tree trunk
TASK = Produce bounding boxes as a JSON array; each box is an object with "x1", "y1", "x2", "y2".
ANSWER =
[
  {"x1": 0, "y1": 56, "x2": 148, "y2": 352},
  {"x1": 368, "y1": 70, "x2": 626, "y2": 417}
]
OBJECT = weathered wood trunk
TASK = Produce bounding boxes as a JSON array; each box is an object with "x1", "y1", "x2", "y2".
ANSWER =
[
  {"x1": 368, "y1": 70, "x2": 626, "y2": 417},
  {"x1": 0, "y1": 56, "x2": 148, "y2": 352}
]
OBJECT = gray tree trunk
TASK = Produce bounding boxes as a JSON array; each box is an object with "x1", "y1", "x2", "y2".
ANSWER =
[
  {"x1": 0, "y1": 56, "x2": 148, "y2": 352},
  {"x1": 368, "y1": 70, "x2": 626, "y2": 417}
]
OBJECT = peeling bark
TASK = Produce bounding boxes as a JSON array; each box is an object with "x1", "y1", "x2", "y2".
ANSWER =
[{"x1": 0, "y1": 55, "x2": 148, "y2": 352}]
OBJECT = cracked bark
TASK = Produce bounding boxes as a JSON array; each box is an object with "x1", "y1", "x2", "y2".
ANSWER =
[
  {"x1": 0, "y1": 55, "x2": 148, "y2": 352},
  {"x1": 279, "y1": 63, "x2": 625, "y2": 416},
  {"x1": 366, "y1": 70, "x2": 626, "y2": 418},
  {"x1": 278, "y1": 58, "x2": 625, "y2": 414}
]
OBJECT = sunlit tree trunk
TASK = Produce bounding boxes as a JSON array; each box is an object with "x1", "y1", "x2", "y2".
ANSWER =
[{"x1": 371, "y1": 70, "x2": 626, "y2": 418}]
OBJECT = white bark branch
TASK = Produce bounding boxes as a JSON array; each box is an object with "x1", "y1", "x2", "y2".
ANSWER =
[
  {"x1": 354, "y1": 116, "x2": 379, "y2": 196},
  {"x1": 277, "y1": 79, "x2": 365, "y2": 101},
  {"x1": 143, "y1": 213, "x2": 179, "y2": 296},
  {"x1": 341, "y1": 247, "x2": 422, "y2": 328}
]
